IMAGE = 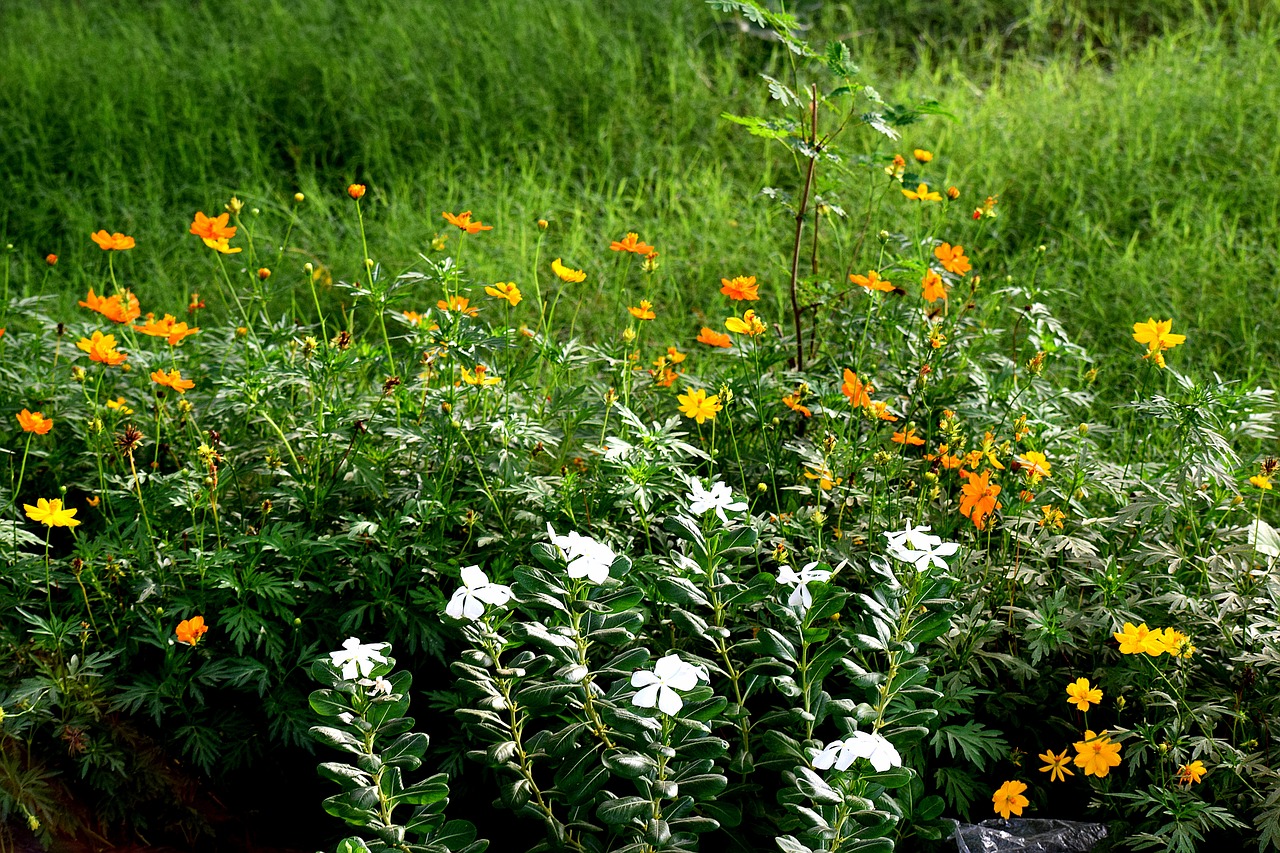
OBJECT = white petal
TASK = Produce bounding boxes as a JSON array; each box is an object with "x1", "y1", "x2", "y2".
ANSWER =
[
  {"x1": 475, "y1": 583, "x2": 513, "y2": 606},
  {"x1": 656, "y1": 685, "x2": 684, "y2": 716},
  {"x1": 811, "y1": 742, "x2": 840, "y2": 770},
  {"x1": 445, "y1": 588, "x2": 469, "y2": 619},
  {"x1": 461, "y1": 593, "x2": 486, "y2": 620},
  {"x1": 632, "y1": 683, "x2": 660, "y2": 709},
  {"x1": 459, "y1": 565, "x2": 487, "y2": 589},
  {"x1": 631, "y1": 670, "x2": 661, "y2": 689}
]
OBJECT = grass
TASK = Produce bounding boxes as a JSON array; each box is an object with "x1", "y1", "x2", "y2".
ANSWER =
[{"x1": 2, "y1": 0, "x2": 1278, "y2": 405}]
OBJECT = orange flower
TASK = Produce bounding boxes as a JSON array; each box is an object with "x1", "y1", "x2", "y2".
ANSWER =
[
  {"x1": 782, "y1": 390, "x2": 811, "y2": 418},
  {"x1": 189, "y1": 211, "x2": 236, "y2": 241},
  {"x1": 720, "y1": 275, "x2": 760, "y2": 301},
  {"x1": 90, "y1": 230, "x2": 135, "y2": 251},
  {"x1": 403, "y1": 310, "x2": 424, "y2": 325},
  {"x1": 461, "y1": 364, "x2": 501, "y2": 386},
  {"x1": 934, "y1": 243, "x2": 971, "y2": 276},
  {"x1": 76, "y1": 331, "x2": 127, "y2": 366},
  {"x1": 913, "y1": 149, "x2": 933, "y2": 163},
  {"x1": 258, "y1": 268, "x2": 272, "y2": 280},
  {"x1": 850, "y1": 270, "x2": 894, "y2": 293},
  {"x1": 78, "y1": 288, "x2": 141, "y2": 324},
  {"x1": 202, "y1": 237, "x2": 241, "y2": 254},
  {"x1": 485, "y1": 282, "x2": 522, "y2": 306},
  {"x1": 628, "y1": 300, "x2": 656, "y2": 320},
  {"x1": 892, "y1": 428, "x2": 925, "y2": 446},
  {"x1": 946, "y1": 186, "x2": 960, "y2": 200},
  {"x1": 902, "y1": 183, "x2": 942, "y2": 202},
  {"x1": 348, "y1": 184, "x2": 367, "y2": 200},
  {"x1": 151, "y1": 368, "x2": 195, "y2": 393},
  {"x1": 437, "y1": 295, "x2": 480, "y2": 317},
  {"x1": 1072, "y1": 730, "x2": 1122, "y2": 778},
  {"x1": 175, "y1": 615, "x2": 209, "y2": 645},
  {"x1": 724, "y1": 309, "x2": 767, "y2": 336},
  {"x1": 46, "y1": 254, "x2": 58, "y2": 265},
  {"x1": 922, "y1": 270, "x2": 948, "y2": 303},
  {"x1": 991, "y1": 780, "x2": 1028, "y2": 820},
  {"x1": 551, "y1": 258, "x2": 585, "y2": 283},
  {"x1": 665, "y1": 346, "x2": 686, "y2": 365},
  {"x1": 867, "y1": 401, "x2": 899, "y2": 422},
  {"x1": 86, "y1": 495, "x2": 100, "y2": 508},
  {"x1": 610, "y1": 232, "x2": 654, "y2": 254},
  {"x1": 841, "y1": 369, "x2": 873, "y2": 409},
  {"x1": 134, "y1": 313, "x2": 200, "y2": 346},
  {"x1": 959, "y1": 469, "x2": 1002, "y2": 530},
  {"x1": 442, "y1": 211, "x2": 493, "y2": 234},
  {"x1": 697, "y1": 327, "x2": 732, "y2": 348},
  {"x1": 885, "y1": 153, "x2": 906, "y2": 181},
  {"x1": 17, "y1": 409, "x2": 52, "y2": 435}
]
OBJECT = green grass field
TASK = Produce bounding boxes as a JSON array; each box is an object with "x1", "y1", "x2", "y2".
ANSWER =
[{"x1": 2, "y1": 0, "x2": 1278, "y2": 401}]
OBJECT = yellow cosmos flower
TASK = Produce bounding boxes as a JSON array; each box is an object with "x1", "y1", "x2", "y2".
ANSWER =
[
  {"x1": 1039, "y1": 749, "x2": 1074, "y2": 782},
  {"x1": 1249, "y1": 474, "x2": 1272, "y2": 491},
  {"x1": 1072, "y1": 730, "x2": 1122, "y2": 778},
  {"x1": 1176, "y1": 760, "x2": 1207, "y2": 785},
  {"x1": 902, "y1": 182, "x2": 942, "y2": 202},
  {"x1": 24, "y1": 497, "x2": 81, "y2": 529},
  {"x1": 1113, "y1": 622, "x2": 1167, "y2": 656},
  {"x1": 202, "y1": 237, "x2": 242, "y2": 254},
  {"x1": 1065, "y1": 677, "x2": 1102, "y2": 711},
  {"x1": 1016, "y1": 451, "x2": 1051, "y2": 484},
  {"x1": 551, "y1": 258, "x2": 586, "y2": 283},
  {"x1": 677, "y1": 388, "x2": 721, "y2": 424},
  {"x1": 461, "y1": 365, "x2": 501, "y2": 386},
  {"x1": 485, "y1": 282, "x2": 522, "y2": 306},
  {"x1": 991, "y1": 780, "x2": 1029, "y2": 819},
  {"x1": 724, "y1": 309, "x2": 766, "y2": 337},
  {"x1": 628, "y1": 300, "x2": 656, "y2": 320}
]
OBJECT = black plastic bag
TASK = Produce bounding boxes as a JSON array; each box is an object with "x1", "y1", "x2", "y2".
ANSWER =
[{"x1": 952, "y1": 818, "x2": 1108, "y2": 852}]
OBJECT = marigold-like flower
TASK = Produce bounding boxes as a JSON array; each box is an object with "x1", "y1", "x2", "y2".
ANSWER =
[
  {"x1": 1039, "y1": 749, "x2": 1074, "y2": 782},
  {"x1": 1113, "y1": 622, "x2": 1167, "y2": 656},
  {"x1": 1073, "y1": 730, "x2": 1122, "y2": 778},
  {"x1": 79, "y1": 288, "x2": 141, "y2": 324},
  {"x1": 677, "y1": 388, "x2": 721, "y2": 424},
  {"x1": 443, "y1": 210, "x2": 492, "y2": 233},
  {"x1": 697, "y1": 327, "x2": 731, "y2": 348},
  {"x1": 850, "y1": 270, "x2": 894, "y2": 293},
  {"x1": 1039, "y1": 505, "x2": 1066, "y2": 529},
  {"x1": 992, "y1": 780, "x2": 1029, "y2": 819},
  {"x1": 24, "y1": 497, "x2": 80, "y2": 528},
  {"x1": 628, "y1": 300, "x2": 656, "y2": 320},
  {"x1": 348, "y1": 184, "x2": 367, "y2": 200},
  {"x1": 1176, "y1": 760, "x2": 1206, "y2": 785},
  {"x1": 485, "y1": 282, "x2": 522, "y2": 306},
  {"x1": 725, "y1": 309, "x2": 766, "y2": 336},
  {"x1": 892, "y1": 428, "x2": 925, "y2": 446},
  {"x1": 902, "y1": 182, "x2": 942, "y2": 202},
  {"x1": 610, "y1": 232, "x2": 654, "y2": 254},
  {"x1": 720, "y1": 275, "x2": 759, "y2": 301},
  {"x1": 189, "y1": 211, "x2": 236, "y2": 241},
  {"x1": 841, "y1": 369, "x2": 873, "y2": 409},
  {"x1": 151, "y1": 368, "x2": 195, "y2": 393},
  {"x1": 922, "y1": 270, "x2": 948, "y2": 303},
  {"x1": 959, "y1": 469, "x2": 1002, "y2": 530},
  {"x1": 1066, "y1": 677, "x2": 1102, "y2": 711},
  {"x1": 91, "y1": 230, "x2": 135, "y2": 251},
  {"x1": 934, "y1": 243, "x2": 971, "y2": 275},
  {"x1": 135, "y1": 313, "x2": 200, "y2": 346},
  {"x1": 175, "y1": 615, "x2": 209, "y2": 645},
  {"x1": 77, "y1": 331, "x2": 127, "y2": 366},
  {"x1": 437, "y1": 295, "x2": 479, "y2": 317},
  {"x1": 17, "y1": 409, "x2": 52, "y2": 435},
  {"x1": 551, "y1": 258, "x2": 586, "y2": 283}
]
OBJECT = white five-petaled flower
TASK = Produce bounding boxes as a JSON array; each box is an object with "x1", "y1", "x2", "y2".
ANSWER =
[
  {"x1": 884, "y1": 523, "x2": 959, "y2": 570},
  {"x1": 775, "y1": 562, "x2": 832, "y2": 612},
  {"x1": 547, "y1": 524, "x2": 618, "y2": 584},
  {"x1": 445, "y1": 565, "x2": 514, "y2": 621},
  {"x1": 630, "y1": 653, "x2": 708, "y2": 716},
  {"x1": 370, "y1": 676, "x2": 394, "y2": 696},
  {"x1": 686, "y1": 478, "x2": 748, "y2": 524},
  {"x1": 329, "y1": 637, "x2": 390, "y2": 680},
  {"x1": 811, "y1": 731, "x2": 902, "y2": 773}
]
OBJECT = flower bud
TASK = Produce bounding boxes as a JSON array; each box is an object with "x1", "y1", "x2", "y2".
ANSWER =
[
  {"x1": 258, "y1": 267, "x2": 271, "y2": 280},
  {"x1": 347, "y1": 183, "x2": 367, "y2": 200},
  {"x1": 294, "y1": 192, "x2": 305, "y2": 203},
  {"x1": 946, "y1": 186, "x2": 960, "y2": 200},
  {"x1": 537, "y1": 218, "x2": 549, "y2": 230}
]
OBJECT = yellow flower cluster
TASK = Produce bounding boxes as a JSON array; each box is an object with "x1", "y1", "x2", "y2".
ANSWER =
[{"x1": 1113, "y1": 622, "x2": 1195, "y2": 658}]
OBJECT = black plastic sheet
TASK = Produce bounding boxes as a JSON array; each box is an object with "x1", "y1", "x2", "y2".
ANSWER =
[{"x1": 952, "y1": 819, "x2": 1108, "y2": 852}]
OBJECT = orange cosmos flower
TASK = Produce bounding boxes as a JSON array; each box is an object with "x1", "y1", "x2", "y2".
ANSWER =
[
  {"x1": 551, "y1": 258, "x2": 586, "y2": 283},
  {"x1": 720, "y1": 275, "x2": 759, "y2": 301},
  {"x1": 76, "y1": 331, "x2": 127, "y2": 366},
  {"x1": 348, "y1": 184, "x2": 367, "y2": 200},
  {"x1": 46, "y1": 253, "x2": 58, "y2": 265},
  {"x1": 782, "y1": 389, "x2": 811, "y2": 418},
  {"x1": 892, "y1": 428, "x2": 925, "y2": 446},
  {"x1": 922, "y1": 270, "x2": 948, "y2": 303},
  {"x1": 79, "y1": 288, "x2": 141, "y2": 324},
  {"x1": 461, "y1": 365, "x2": 501, "y2": 386},
  {"x1": 959, "y1": 469, "x2": 1002, "y2": 530},
  {"x1": 628, "y1": 300, "x2": 656, "y2": 320},
  {"x1": 946, "y1": 186, "x2": 960, "y2": 200},
  {"x1": 991, "y1": 780, "x2": 1028, "y2": 820},
  {"x1": 91, "y1": 230, "x2": 135, "y2": 251},
  {"x1": 202, "y1": 237, "x2": 241, "y2": 254},
  {"x1": 151, "y1": 368, "x2": 195, "y2": 393},
  {"x1": 86, "y1": 495, "x2": 100, "y2": 508},
  {"x1": 485, "y1": 282, "x2": 522, "y2": 306},
  {"x1": 17, "y1": 409, "x2": 53, "y2": 435},
  {"x1": 189, "y1": 211, "x2": 236, "y2": 242},
  {"x1": 1072, "y1": 730, "x2": 1122, "y2": 778},
  {"x1": 1039, "y1": 749, "x2": 1074, "y2": 783},
  {"x1": 934, "y1": 243, "x2": 972, "y2": 276},
  {"x1": 850, "y1": 270, "x2": 894, "y2": 293},
  {"x1": 697, "y1": 327, "x2": 731, "y2": 348},
  {"x1": 885, "y1": 154, "x2": 906, "y2": 181},
  {"x1": 442, "y1": 211, "x2": 493, "y2": 234},
  {"x1": 175, "y1": 615, "x2": 209, "y2": 645},
  {"x1": 803, "y1": 464, "x2": 840, "y2": 491},
  {"x1": 1065, "y1": 677, "x2": 1103, "y2": 711},
  {"x1": 902, "y1": 183, "x2": 942, "y2": 202},
  {"x1": 437, "y1": 295, "x2": 480, "y2": 317},
  {"x1": 258, "y1": 268, "x2": 272, "y2": 280},
  {"x1": 610, "y1": 232, "x2": 654, "y2": 254},
  {"x1": 867, "y1": 400, "x2": 899, "y2": 422},
  {"x1": 1176, "y1": 761, "x2": 1207, "y2": 785},
  {"x1": 403, "y1": 310, "x2": 424, "y2": 326},
  {"x1": 135, "y1": 313, "x2": 200, "y2": 346},
  {"x1": 841, "y1": 369, "x2": 873, "y2": 409},
  {"x1": 665, "y1": 346, "x2": 686, "y2": 364},
  {"x1": 724, "y1": 309, "x2": 766, "y2": 336}
]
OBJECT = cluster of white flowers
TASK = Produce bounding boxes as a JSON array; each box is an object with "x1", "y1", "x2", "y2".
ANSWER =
[
  {"x1": 547, "y1": 524, "x2": 618, "y2": 584},
  {"x1": 445, "y1": 565, "x2": 514, "y2": 621},
  {"x1": 811, "y1": 731, "x2": 902, "y2": 773},
  {"x1": 884, "y1": 522, "x2": 959, "y2": 571},
  {"x1": 328, "y1": 637, "x2": 390, "y2": 680},
  {"x1": 776, "y1": 562, "x2": 832, "y2": 612},
  {"x1": 630, "y1": 653, "x2": 709, "y2": 716},
  {"x1": 686, "y1": 478, "x2": 747, "y2": 524}
]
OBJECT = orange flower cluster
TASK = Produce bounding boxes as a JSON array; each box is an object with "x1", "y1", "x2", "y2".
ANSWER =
[{"x1": 79, "y1": 288, "x2": 141, "y2": 324}]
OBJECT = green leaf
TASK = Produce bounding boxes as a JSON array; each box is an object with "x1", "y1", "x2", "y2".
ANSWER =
[
  {"x1": 312, "y1": 726, "x2": 367, "y2": 755},
  {"x1": 318, "y1": 762, "x2": 370, "y2": 792},
  {"x1": 382, "y1": 732, "x2": 429, "y2": 770},
  {"x1": 929, "y1": 721, "x2": 1007, "y2": 770},
  {"x1": 602, "y1": 750, "x2": 658, "y2": 780},
  {"x1": 393, "y1": 773, "x2": 451, "y2": 807},
  {"x1": 337, "y1": 838, "x2": 371, "y2": 853},
  {"x1": 309, "y1": 689, "x2": 351, "y2": 717},
  {"x1": 720, "y1": 112, "x2": 794, "y2": 141},
  {"x1": 596, "y1": 795, "x2": 651, "y2": 825},
  {"x1": 756, "y1": 628, "x2": 797, "y2": 663}
]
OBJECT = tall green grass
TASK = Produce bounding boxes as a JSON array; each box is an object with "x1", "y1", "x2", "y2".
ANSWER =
[{"x1": 1, "y1": 0, "x2": 1277, "y2": 399}]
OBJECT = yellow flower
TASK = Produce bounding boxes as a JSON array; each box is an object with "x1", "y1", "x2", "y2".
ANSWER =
[
  {"x1": 991, "y1": 780, "x2": 1029, "y2": 819},
  {"x1": 1175, "y1": 760, "x2": 1206, "y2": 785},
  {"x1": 1162, "y1": 628, "x2": 1195, "y2": 658},
  {"x1": 1113, "y1": 622, "x2": 1166, "y2": 655},
  {"x1": 1249, "y1": 474, "x2": 1272, "y2": 491},
  {"x1": 1039, "y1": 505, "x2": 1065, "y2": 530},
  {"x1": 677, "y1": 388, "x2": 721, "y2": 425},
  {"x1": 24, "y1": 497, "x2": 81, "y2": 529},
  {"x1": 724, "y1": 309, "x2": 767, "y2": 336},
  {"x1": 803, "y1": 464, "x2": 840, "y2": 491},
  {"x1": 202, "y1": 237, "x2": 242, "y2": 254},
  {"x1": 106, "y1": 397, "x2": 134, "y2": 415},
  {"x1": 913, "y1": 149, "x2": 933, "y2": 163},
  {"x1": 1039, "y1": 749, "x2": 1074, "y2": 783},
  {"x1": 484, "y1": 282, "x2": 522, "y2": 306},
  {"x1": 1065, "y1": 677, "x2": 1102, "y2": 711},
  {"x1": 1016, "y1": 451, "x2": 1051, "y2": 484},
  {"x1": 628, "y1": 300, "x2": 656, "y2": 320},
  {"x1": 1133, "y1": 318, "x2": 1185, "y2": 368},
  {"x1": 551, "y1": 258, "x2": 586, "y2": 283},
  {"x1": 460, "y1": 365, "x2": 501, "y2": 386},
  {"x1": 1072, "y1": 730, "x2": 1122, "y2": 778},
  {"x1": 902, "y1": 182, "x2": 942, "y2": 202}
]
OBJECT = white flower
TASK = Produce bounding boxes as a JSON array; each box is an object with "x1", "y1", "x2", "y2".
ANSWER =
[
  {"x1": 687, "y1": 478, "x2": 748, "y2": 524},
  {"x1": 884, "y1": 522, "x2": 939, "y2": 554},
  {"x1": 370, "y1": 676, "x2": 393, "y2": 696},
  {"x1": 547, "y1": 524, "x2": 618, "y2": 584},
  {"x1": 329, "y1": 637, "x2": 389, "y2": 680},
  {"x1": 884, "y1": 523, "x2": 959, "y2": 569},
  {"x1": 630, "y1": 653, "x2": 707, "y2": 716},
  {"x1": 811, "y1": 731, "x2": 902, "y2": 773},
  {"x1": 775, "y1": 561, "x2": 832, "y2": 612},
  {"x1": 445, "y1": 565, "x2": 514, "y2": 621}
]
